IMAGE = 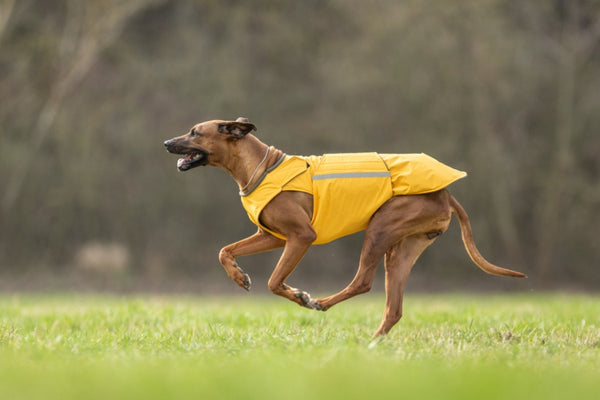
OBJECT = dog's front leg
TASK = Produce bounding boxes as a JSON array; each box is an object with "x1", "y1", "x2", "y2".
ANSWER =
[
  {"x1": 219, "y1": 229, "x2": 285, "y2": 290},
  {"x1": 267, "y1": 232, "x2": 322, "y2": 310},
  {"x1": 256, "y1": 191, "x2": 322, "y2": 309}
]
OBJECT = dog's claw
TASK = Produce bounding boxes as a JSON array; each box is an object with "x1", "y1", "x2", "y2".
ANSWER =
[{"x1": 241, "y1": 273, "x2": 251, "y2": 291}]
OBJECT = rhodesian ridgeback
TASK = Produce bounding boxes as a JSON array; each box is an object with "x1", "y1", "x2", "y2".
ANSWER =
[{"x1": 164, "y1": 118, "x2": 526, "y2": 337}]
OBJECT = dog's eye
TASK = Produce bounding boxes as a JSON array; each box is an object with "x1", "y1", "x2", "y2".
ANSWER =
[{"x1": 190, "y1": 129, "x2": 197, "y2": 136}]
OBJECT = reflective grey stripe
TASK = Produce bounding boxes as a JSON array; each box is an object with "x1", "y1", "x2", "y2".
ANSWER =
[{"x1": 313, "y1": 171, "x2": 391, "y2": 181}]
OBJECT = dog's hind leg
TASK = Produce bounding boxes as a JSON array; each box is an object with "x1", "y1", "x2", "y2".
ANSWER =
[
  {"x1": 372, "y1": 234, "x2": 434, "y2": 337},
  {"x1": 315, "y1": 232, "x2": 388, "y2": 311},
  {"x1": 316, "y1": 193, "x2": 451, "y2": 316}
]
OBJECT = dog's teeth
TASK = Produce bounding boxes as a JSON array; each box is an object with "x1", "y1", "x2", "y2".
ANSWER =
[{"x1": 177, "y1": 158, "x2": 185, "y2": 168}]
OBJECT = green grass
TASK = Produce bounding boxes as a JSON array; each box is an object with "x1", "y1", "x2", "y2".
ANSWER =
[{"x1": 1, "y1": 293, "x2": 599, "y2": 399}]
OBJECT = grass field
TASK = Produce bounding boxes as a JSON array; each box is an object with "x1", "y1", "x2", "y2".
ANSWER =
[{"x1": 1, "y1": 293, "x2": 599, "y2": 399}]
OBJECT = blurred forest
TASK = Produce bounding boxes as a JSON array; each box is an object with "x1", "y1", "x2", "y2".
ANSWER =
[{"x1": 1, "y1": 0, "x2": 599, "y2": 293}]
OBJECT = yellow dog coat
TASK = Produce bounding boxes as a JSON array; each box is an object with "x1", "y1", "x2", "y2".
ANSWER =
[{"x1": 240, "y1": 152, "x2": 466, "y2": 244}]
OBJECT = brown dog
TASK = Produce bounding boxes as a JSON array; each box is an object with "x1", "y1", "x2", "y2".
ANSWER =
[{"x1": 164, "y1": 118, "x2": 526, "y2": 337}]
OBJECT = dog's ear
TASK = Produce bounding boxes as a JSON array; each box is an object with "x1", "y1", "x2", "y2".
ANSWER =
[{"x1": 217, "y1": 121, "x2": 257, "y2": 139}]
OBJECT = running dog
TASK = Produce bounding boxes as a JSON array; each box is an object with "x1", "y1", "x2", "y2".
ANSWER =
[{"x1": 164, "y1": 118, "x2": 526, "y2": 337}]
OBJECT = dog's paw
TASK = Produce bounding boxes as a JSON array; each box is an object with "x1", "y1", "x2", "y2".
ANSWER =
[
  {"x1": 314, "y1": 298, "x2": 330, "y2": 311},
  {"x1": 232, "y1": 263, "x2": 252, "y2": 291},
  {"x1": 293, "y1": 290, "x2": 323, "y2": 311},
  {"x1": 367, "y1": 336, "x2": 385, "y2": 350}
]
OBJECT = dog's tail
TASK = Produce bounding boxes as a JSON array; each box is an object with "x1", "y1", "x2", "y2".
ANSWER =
[{"x1": 449, "y1": 194, "x2": 527, "y2": 278}]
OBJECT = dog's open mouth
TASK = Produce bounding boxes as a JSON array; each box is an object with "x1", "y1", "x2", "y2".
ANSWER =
[{"x1": 177, "y1": 151, "x2": 208, "y2": 171}]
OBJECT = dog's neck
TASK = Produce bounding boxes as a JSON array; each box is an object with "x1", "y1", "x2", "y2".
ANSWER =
[{"x1": 217, "y1": 134, "x2": 285, "y2": 193}]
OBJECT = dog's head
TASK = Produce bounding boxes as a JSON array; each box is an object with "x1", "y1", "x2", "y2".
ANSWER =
[{"x1": 164, "y1": 118, "x2": 256, "y2": 171}]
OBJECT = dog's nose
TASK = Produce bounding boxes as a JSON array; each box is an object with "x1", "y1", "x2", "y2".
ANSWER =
[{"x1": 164, "y1": 139, "x2": 177, "y2": 153}]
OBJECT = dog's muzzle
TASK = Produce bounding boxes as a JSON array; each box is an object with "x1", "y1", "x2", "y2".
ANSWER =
[{"x1": 164, "y1": 140, "x2": 209, "y2": 171}]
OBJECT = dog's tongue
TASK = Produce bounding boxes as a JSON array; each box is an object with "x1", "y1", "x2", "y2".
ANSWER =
[{"x1": 177, "y1": 154, "x2": 195, "y2": 169}]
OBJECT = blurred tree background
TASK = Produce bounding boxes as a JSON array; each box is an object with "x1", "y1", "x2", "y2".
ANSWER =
[{"x1": 0, "y1": 0, "x2": 599, "y2": 292}]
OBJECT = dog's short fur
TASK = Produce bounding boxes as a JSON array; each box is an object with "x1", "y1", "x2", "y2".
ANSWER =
[{"x1": 164, "y1": 118, "x2": 526, "y2": 337}]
